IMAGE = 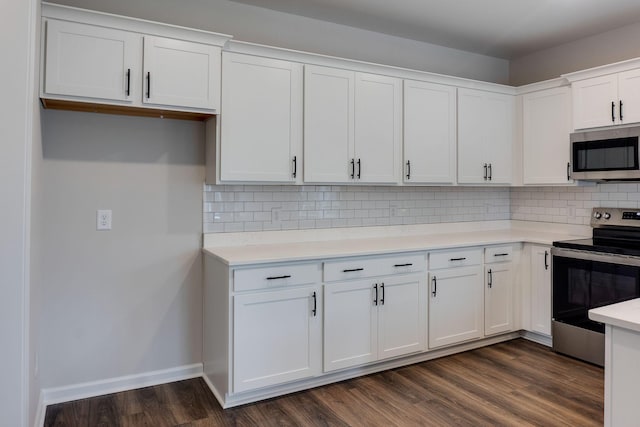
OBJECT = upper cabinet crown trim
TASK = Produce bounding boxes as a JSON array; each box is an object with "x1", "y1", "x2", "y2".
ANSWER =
[
  {"x1": 563, "y1": 57, "x2": 640, "y2": 83},
  {"x1": 515, "y1": 77, "x2": 569, "y2": 95},
  {"x1": 41, "y1": 2, "x2": 232, "y2": 47},
  {"x1": 225, "y1": 40, "x2": 516, "y2": 95}
]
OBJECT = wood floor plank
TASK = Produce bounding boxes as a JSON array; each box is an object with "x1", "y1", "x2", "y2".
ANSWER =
[{"x1": 43, "y1": 339, "x2": 604, "y2": 427}]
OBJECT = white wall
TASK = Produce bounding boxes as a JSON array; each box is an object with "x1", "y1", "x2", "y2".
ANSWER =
[
  {"x1": 36, "y1": 110, "x2": 205, "y2": 390},
  {"x1": 47, "y1": 0, "x2": 509, "y2": 84},
  {"x1": 0, "y1": 0, "x2": 37, "y2": 425},
  {"x1": 510, "y1": 21, "x2": 640, "y2": 85}
]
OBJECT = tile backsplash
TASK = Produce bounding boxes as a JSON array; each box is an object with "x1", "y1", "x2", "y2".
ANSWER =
[
  {"x1": 510, "y1": 183, "x2": 640, "y2": 225},
  {"x1": 203, "y1": 185, "x2": 510, "y2": 233},
  {"x1": 203, "y1": 183, "x2": 640, "y2": 233}
]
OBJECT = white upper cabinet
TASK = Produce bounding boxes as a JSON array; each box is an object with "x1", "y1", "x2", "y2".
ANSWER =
[
  {"x1": 458, "y1": 88, "x2": 514, "y2": 184},
  {"x1": 41, "y1": 4, "x2": 230, "y2": 116},
  {"x1": 220, "y1": 53, "x2": 303, "y2": 182},
  {"x1": 304, "y1": 65, "x2": 401, "y2": 184},
  {"x1": 44, "y1": 20, "x2": 140, "y2": 103},
  {"x1": 403, "y1": 80, "x2": 457, "y2": 184},
  {"x1": 572, "y1": 68, "x2": 640, "y2": 129},
  {"x1": 142, "y1": 36, "x2": 221, "y2": 110},
  {"x1": 354, "y1": 73, "x2": 402, "y2": 184},
  {"x1": 522, "y1": 86, "x2": 573, "y2": 185},
  {"x1": 304, "y1": 66, "x2": 355, "y2": 183}
]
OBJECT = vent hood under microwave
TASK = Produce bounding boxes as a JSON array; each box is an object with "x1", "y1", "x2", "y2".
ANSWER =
[{"x1": 571, "y1": 125, "x2": 640, "y2": 181}]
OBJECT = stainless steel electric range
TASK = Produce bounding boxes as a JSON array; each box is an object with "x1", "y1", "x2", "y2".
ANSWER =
[{"x1": 551, "y1": 207, "x2": 640, "y2": 366}]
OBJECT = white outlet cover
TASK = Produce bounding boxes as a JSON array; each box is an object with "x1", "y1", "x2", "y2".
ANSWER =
[{"x1": 97, "y1": 209, "x2": 112, "y2": 231}]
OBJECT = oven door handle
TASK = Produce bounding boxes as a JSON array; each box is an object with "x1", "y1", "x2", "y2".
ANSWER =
[{"x1": 551, "y1": 246, "x2": 640, "y2": 267}]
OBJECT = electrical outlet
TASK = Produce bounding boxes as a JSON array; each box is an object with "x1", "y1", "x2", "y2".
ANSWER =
[{"x1": 97, "y1": 209, "x2": 112, "y2": 231}]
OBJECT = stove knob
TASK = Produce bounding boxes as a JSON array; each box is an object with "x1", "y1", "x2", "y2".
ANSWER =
[
  {"x1": 594, "y1": 212, "x2": 602, "y2": 219},
  {"x1": 604, "y1": 212, "x2": 611, "y2": 220}
]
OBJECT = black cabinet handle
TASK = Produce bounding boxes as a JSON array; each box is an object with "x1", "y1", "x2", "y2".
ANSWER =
[
  {"x1": 394, "y1": 263, "x2": 413, "y2": 267},
  {"x1": 488, "y1": 268, "x2": 493, "y2": 288},
  {"x1": 373, "y1": 283, "x2": 378, "y2": 306},
  {"x1": 350, "y1": 159, "x2": 355, "y2": 179},
  {"x1": 266, "y1": 275, "x2": 291, "y2": 280},
  {"x1": 292, "y1": 156, "x2": 297, "y2": 178},
  {"x1": 357, "y1": 158, "x2": 361, "y2": 179},
  {"x1": 483, "y1": 163, "x2": 488, "y2": 180},
  {"x1": 488, "y1": 163, "x2": 492, "y2": 181},
  {"x1": 406, "y1": 160, "x2": 411, "y2": 180},
  {"x1": 342, "y1": 268, "x2": 364, "y2": 273},
  {"x1": 567, "y1": 162, "x2": 571, "y2": 181},
  {"x1": 612, "y1": 101, "x2": 615, "y2": 122},
  {"x1": 544, "y1": 251, "x2": 549, "y2": 270},
  {"x1": 146, "y1": 72, "x2": 151, "y2": 99},
  {"x1": 312, "y1": 291, "x2": 317, "y2": 317},
  {"x1": 125, "y1": 68, "x2": 131, "y2": 96},
  {"x1": 450, "y1": 257, "x2": 466, "y2": 261},
  {"x1": 493, "y1": 253, "x2": 509, "y2": 257},
  {"x1": 432, "y1": 276, "x2": 437, "y2": 297},
  {"x1": 380, "y1": 282, "x2": 385, "y2": 305},
  {"x1": 620, "y1": 100, "x2": 624, "y2": 121}
]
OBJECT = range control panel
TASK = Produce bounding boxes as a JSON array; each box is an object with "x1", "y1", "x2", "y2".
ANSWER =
[{"x1": 592, "y1": 208, "x2": 640, "y2": 227}]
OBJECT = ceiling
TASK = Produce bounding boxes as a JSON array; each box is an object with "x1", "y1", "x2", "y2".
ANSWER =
[{"x1": 230, "y1": 0, "x2": 640, "y2": 59}]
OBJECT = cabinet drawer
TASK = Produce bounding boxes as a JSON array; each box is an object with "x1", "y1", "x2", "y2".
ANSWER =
[
  {"x1": 429, "y1": 248, "x2": 482, "y2": 270},
  {"x1": 234, "y1": 263, "x2": 321, "y2": 292},
  {"x1": 323, "y1": 253, "x2": 426, "y2": 282},
  {"x1": 485, "y1": 245, "x2": 514, "y2": 263}
]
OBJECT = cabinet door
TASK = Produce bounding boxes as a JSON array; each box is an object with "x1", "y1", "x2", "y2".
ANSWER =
[
  {"x1": 530, "y1": 245, "x2": 552, "y2": 336},
  {"x1": 522, "y1": 87, "x2": 573, "y2": 185},
  {"x1": 220, "y1": 53, "x2": 302, "y2": 182},
  {"x1": 44, "y1": 19, "x2": 140, "y2": 102},
  {"x1": 428, "y1": 267, "x2": 484, "y2": 349},
  {"x1": 484, "y1": 92, "x2": 514, "y2": 184},
  {"x1": 458, "y1": 89, "x2": 514, "y2": 184},
  {"x1": 572, "y1": 74, "x2": 619, "y2": 129},
  {"x1": 485, "y1": 264, "x2": 513, "y2": 336},
  {"x1": 457, "y1": 88, "x2": 490, "y2": 184},
  {"x1": 233, "y1": 286, "x2": 321, "y2": 393},
  {"x1": 377, "y1": 275, "x2": 427, "y2": 360},
  {"x1": 143, "y1": 36, "x2": 220, "y2": 110},
  {"x1": 403, "y1": 80, "x2": 457, "y2": 184},
  {"x1": 324, "y1": 280, "x2": 377, "y2": 372},
  {"x1": 304, "y1": 65, "x2": 354, "y2": 183},
  {"x1": 617, "y1": 68, "x2": 640, "y2": 125},
  {"x1": 354, "y1": 73, "x2": 402, "y2": 184}
]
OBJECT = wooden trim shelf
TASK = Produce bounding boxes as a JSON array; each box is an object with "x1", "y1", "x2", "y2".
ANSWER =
[{"x1": 41, "y1": 98, "x2": 215, "y2": 121}]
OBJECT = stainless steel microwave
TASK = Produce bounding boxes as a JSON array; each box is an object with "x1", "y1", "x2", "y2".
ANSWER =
[{"x1": 571, "y1": 125, "x2": 640, "y2": 181}]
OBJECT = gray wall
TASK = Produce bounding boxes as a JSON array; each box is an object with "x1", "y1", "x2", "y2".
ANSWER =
[
  {"x1": 35, "y1": 110, "x2": 205, "y2": 389},
  {"x1": 510, "y1": 21, "x2": 640, "y2": 85},
  {"x1": 49, "y1": 0, "x2": 509, "y2": 84}
]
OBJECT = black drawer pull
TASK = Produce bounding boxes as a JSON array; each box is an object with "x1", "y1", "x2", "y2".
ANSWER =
[
  {"x1": 266, "y1": 275, "x2": 291, "y2": 280},
  {"x1": 449, "y1": 257, "x2": 466, "y2": 261},
  {"x1": 343, "y1": 268, "x2": 364, "y2": 273},
  {"x1": 493, "y1": 253, "x2": 509, "y2": 257},
  {"x1": 394, "y1": 263, "x2": 413, "y2": 267}
]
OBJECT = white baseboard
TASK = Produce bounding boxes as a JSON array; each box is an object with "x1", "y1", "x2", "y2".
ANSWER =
[
  {"x1": 520, "y1": 330, "x2": 552, "y2": 347},
  {"x1": 35, "y1": 363, "x2": 203, "y2": 426}
]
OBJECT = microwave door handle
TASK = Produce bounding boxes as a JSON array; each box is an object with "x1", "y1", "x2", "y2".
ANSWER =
[
  {"x1": 612, "y1": 101, "x2": 616, "y2": 123},
  {"x1": 567, "y1": 162, "x2": 571, "y2": 181}
]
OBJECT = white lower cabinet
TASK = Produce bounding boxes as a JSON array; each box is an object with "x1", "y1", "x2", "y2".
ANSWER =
[
  {"x1": 323, "y1": 254, "x2": 427, "y2": 372},
  {"x1": 529, "y1": 244, "x2": 552, "y2": 336},
  {"x1": 484, "y1": 246, "x2": 515, "y2": 336},
  {"x1": 428, "y1": 265, "x2": 484, "y2": 348},
  {"x1": 233, "y1": 285, "x2": 321, "y2": 393}
]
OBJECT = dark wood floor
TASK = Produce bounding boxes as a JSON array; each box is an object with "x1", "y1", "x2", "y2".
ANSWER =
[{"x1": 44, "y1": 339, "x2": 604, "y2": 426}]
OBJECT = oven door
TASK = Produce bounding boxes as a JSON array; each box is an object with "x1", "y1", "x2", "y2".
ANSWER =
[{"x1": 551, "y1": 247, "x2": 640, "y2": 365}]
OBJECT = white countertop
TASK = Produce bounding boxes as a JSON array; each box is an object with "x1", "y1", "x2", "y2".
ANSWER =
[
  {"x1": 589, "y1": 299, "x2": 640, "y2": 334},
  {"x1": 203, "y1": 220, "x2": 589, "y2": 266}
]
